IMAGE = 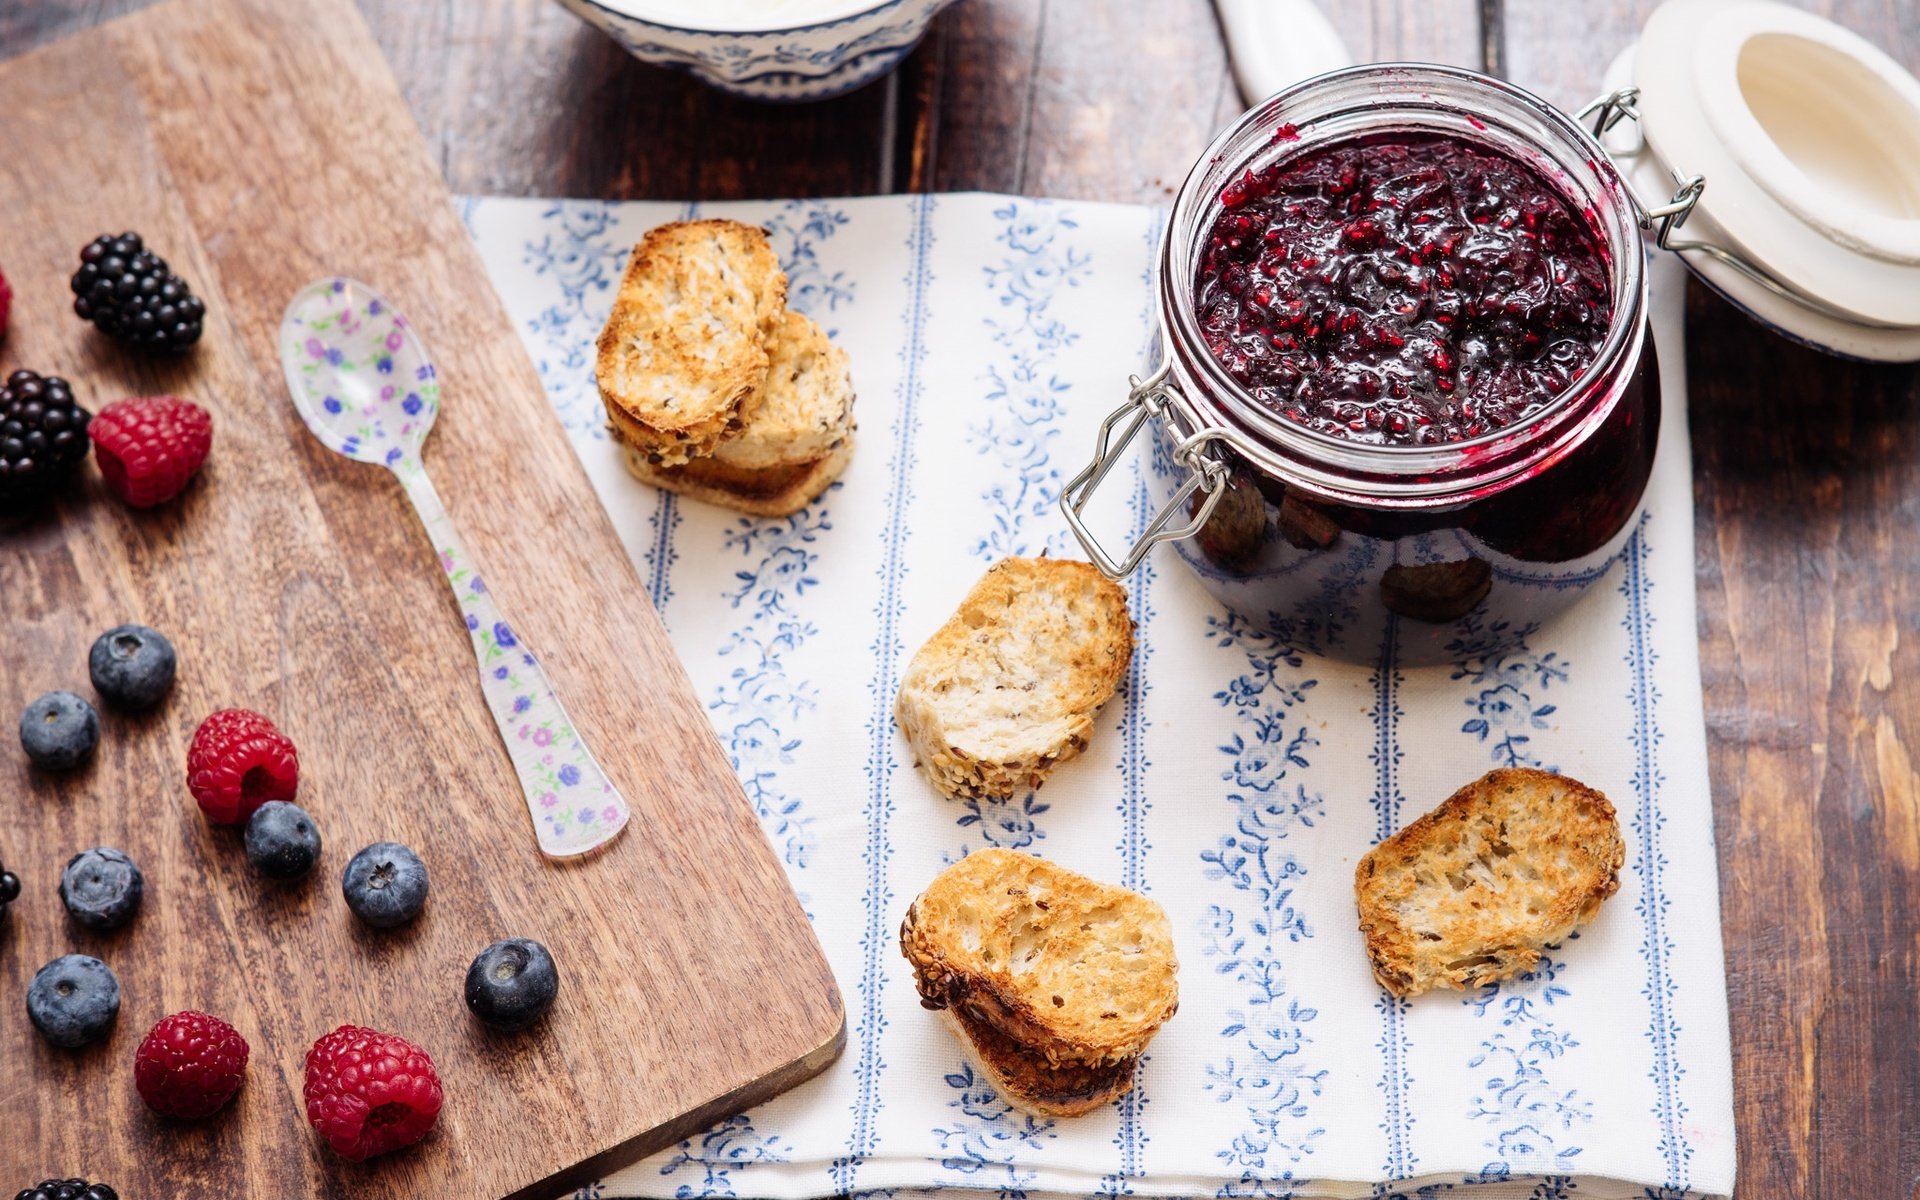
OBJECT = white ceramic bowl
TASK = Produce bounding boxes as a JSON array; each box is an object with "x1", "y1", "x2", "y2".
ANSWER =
[{"x1": 553, "y1": 0, "x2": 961, "y2": 102}]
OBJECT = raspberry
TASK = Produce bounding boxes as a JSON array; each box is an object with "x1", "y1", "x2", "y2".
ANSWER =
[
  {"x1": 0, "y1": 264, "x2": 12, "y2": 338},
  {"x1": 186, "y1": 708, "x2": 299, "y2": 825},
  {"x1": 134, "y1": 1010, "x2": 249, "y2": 1119},
  {"x1": 90, "y1": 394, "x2": 212, "y2": 508},
  {"x1": 302, "y1": 1025, "x2": 443, "y2": 1161}
]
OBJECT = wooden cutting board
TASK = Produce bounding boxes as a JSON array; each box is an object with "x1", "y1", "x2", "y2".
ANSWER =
[{"x1": 0, "y1": 0, "x2": 843, "y2": 1194}]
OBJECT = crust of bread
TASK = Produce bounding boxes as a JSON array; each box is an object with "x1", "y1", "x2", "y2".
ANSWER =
[
  {"x1": 594, "y1": 220, "x2": 787, "y2": 467},
  {"x1": 937, "y1": 1008, "x2": 1136, "y2": 1118},
  {"x1": 900, "y1": 848, "x2": 1178, "y2": 1066},
  {"x1": 619, "y1": 437, "x2": 851, "y2": 518},
  {"x1": 894, "y1": 557, "x2": 1133, "y2": 801},
  {"x1": 709, "y1": 309, "x2": 856, "y2": 470},
  {"x1": 1355, "y1": 767, "x2": 1625, "y2": 998}
]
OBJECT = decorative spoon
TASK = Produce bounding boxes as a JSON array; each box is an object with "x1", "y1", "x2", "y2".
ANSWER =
[{"x1": 278, "y1": 277, "x2": 629, "y2": 859}]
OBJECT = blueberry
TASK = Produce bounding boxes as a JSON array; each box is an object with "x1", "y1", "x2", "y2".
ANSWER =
[
  {"x1": 341, "y1": 842, "x2": 428, "y2": 929},
  {"x1": 245, "y1": 801, "x2": 322, "y2": 880},
  {"x1": 59, "y1": 847, "x2": 143, "y2": 932},
  {"x1": 464, "y1": 937, "x2": 560, "y2": 1031},
  {"x1": 19, "y1": 691, "x2": 98, "y2": 770},
  {"x1": 26, "y1": 953, "x2": 121, "y2": 1047},
  {"x1": 88, "y1": 623, "x2": 177, "y2": 709}
]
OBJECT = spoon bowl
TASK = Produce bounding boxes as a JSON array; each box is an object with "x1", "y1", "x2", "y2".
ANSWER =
[{"x1": 279, "y1": 277, "x2": 441, "y2": 467}]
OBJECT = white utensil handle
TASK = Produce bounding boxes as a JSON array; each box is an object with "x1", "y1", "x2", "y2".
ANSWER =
[
  {"x1": 1214, "y1": 0, "x2": 1353, "y2": 104},
  {"x1": 396, "y1": 460, "x2": 630, "y2": 858}
]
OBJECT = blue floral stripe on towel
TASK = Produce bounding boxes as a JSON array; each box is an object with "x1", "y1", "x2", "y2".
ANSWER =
[
  {"x1": 646, "y1": 494, "x2": 681, "y2": 612},
  {"x1": 1100, "y1": 204, "x2": 1164, "y2": 1200},
  {"x1": 929, "y1": 199, "x2": 1099, "y2": 1198},
  {"x1": 644, "y1": 198, "x2": 861, "y2": 1200},
  {"x1": 834, "y1": 192, "x2": 937, "y2": 1196},
  {"x1": 514, "y1": 200, "x2": 640, "y2": 440},
  {"x1": 1202, "y1": 612, "x2": 1327, "y2": 1197},
  {"x1": 943, "y1": 197, "x2": 1095, "y2": 865},
  {"x1": 1621, "y1": 521, "x2": 1692, "y2": 1191},
  {"x1": 1100, "y1": 464, "x2": 1159, "y2": 1200},
  {"x1": 1444, "y1": 611, "x2": 1590, "y2": 1183},
  {"x1": 1447, "y1": 614, "x2": 1567, "y2": 773},
  {"x1": 970, "y1": 199, "x2": 1091, "y2": 563},
  {"x1": 1370, "y1": 617, "x2": 1416, "y2": 1183}
]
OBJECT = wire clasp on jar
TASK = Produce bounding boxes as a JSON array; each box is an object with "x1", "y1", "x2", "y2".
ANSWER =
[
  {"x1": 1582, "y1": 85, "x2": 1879, "y2": 327},
  {"x1": 1060, "y1": 362, "x2": 1230, "y2": 578}
]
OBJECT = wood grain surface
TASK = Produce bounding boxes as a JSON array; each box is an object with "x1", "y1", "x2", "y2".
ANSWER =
[
  {"x1": 0, "y1": 0, "x2": 842, "y2": 1196},
  {"x1": 5, "y1": 1, "x2": 1919, "y2": 1198}
]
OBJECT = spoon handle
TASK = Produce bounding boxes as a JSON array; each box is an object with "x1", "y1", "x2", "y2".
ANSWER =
[{"x1": 393, "y1": 460, "x2": 630, "y2": 858}]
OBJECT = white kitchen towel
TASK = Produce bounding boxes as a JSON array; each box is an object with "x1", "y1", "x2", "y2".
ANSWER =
[{"x1": 465, "y1": 193, "x2": 1735, "y2": 1200}]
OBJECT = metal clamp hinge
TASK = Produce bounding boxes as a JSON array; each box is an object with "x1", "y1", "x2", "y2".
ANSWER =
[{"x1": 1059, "y1": 363, "x2": 1230, "y2": 578}]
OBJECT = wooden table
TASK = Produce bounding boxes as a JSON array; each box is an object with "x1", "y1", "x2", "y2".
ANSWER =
[{"x1": 8, "y1": 1, "x2": 1918, "y2": 1196}]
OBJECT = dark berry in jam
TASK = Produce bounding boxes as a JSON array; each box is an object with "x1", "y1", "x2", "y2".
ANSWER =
[{"x1": 1195, "y1": 130, "x2": 1613, "y2": 446}]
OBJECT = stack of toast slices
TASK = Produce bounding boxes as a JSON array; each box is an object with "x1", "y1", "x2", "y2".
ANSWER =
[
  {"x1": 900, "y1": 848, "x2": 1178, "y2": 1117},
  {"x1": 595, "y1": 219, "x2": 856, "y2": 516}
]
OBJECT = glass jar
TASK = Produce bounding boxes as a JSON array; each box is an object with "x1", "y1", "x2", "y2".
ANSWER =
[{"x1": 1062, "y1": 63, "x2": 1659, "y2": 665}]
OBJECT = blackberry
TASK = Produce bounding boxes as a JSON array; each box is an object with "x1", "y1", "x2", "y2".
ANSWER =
[
  {"x1": 15, "y1": 1182, "x2": 119, "y2": 1200},
  {"x1": 0, "y1": 865, "x2": 19, "y2": 911},
  {"x1": 70, "y1": 232, "x2": 205, "y2": 352},
  {"x1": 0, "y1": 371, "x2": 91, "y2": 505}
]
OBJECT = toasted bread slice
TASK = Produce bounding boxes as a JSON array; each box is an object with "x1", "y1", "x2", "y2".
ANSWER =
[
  {"x1": 620, "y1": 437, "x2": 851, "y2": 518},
  {"x1": 938, "y1": 1008, "x2": 1137, "y2": 1118},
  {"x1": 710, "y1": 309, "x2": 855, "y2": 470},
  {"x1": 1355, "y1": 767, "x2": 1625, "y2": 998},
  {"x1": 901, "y1": 848, "x2": 1178, "y2": 1066},
  {"x1": 895, "y1": 557, "x2": 1133, "y2": 801},
  {"x1": 595, "y1": 220, "x2": 788, "y2": 467}
]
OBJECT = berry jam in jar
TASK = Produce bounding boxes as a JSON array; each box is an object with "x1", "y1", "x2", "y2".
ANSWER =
[
  {"x1": 1062, "y1": 65, "x2": 1659, "y2": 665},
  {"x1": 1195, "y1": 133, "x2": 1614, "y2": 447}
]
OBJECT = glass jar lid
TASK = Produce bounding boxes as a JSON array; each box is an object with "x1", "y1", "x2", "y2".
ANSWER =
[{"x1": 1604, "y1": 0, "x2": 1920, "y2": 360}]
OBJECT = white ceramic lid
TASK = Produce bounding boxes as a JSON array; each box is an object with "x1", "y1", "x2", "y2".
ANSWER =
[{"x1": 1614, "y1": 0, "x2": 1920, "y2": 360}]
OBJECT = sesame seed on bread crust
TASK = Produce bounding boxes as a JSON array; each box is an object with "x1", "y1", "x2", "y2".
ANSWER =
[{"x1": 709, "y1": 308, "x2": 855, "y2": 470}]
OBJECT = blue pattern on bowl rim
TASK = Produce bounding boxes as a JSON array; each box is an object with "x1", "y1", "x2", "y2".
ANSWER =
[{"x1": 550, "y1": 0, "x2": 959, "y2": 102}]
